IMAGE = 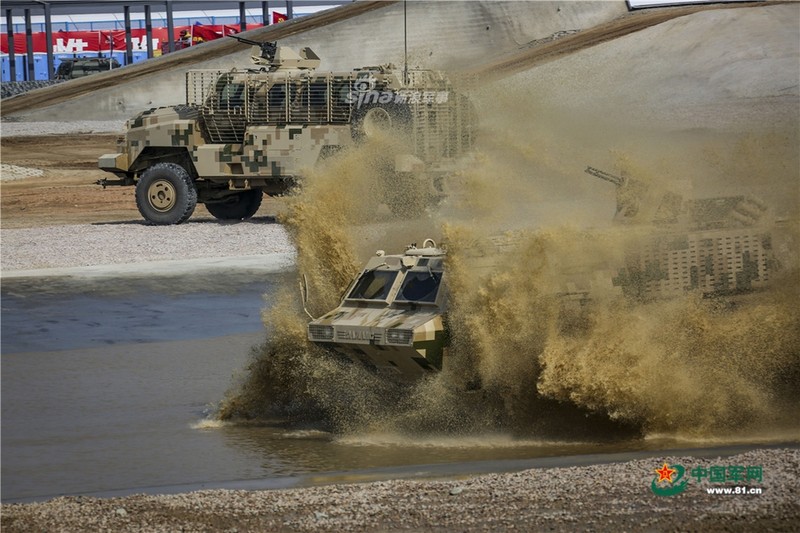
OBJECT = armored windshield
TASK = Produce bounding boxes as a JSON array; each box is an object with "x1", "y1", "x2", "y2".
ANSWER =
[
  {"x1": 347, "y1": 270, "x2": 398, "y2": 300},
  {"x1": 396, "y1": 270, "x2": 442, "y2": 303}
]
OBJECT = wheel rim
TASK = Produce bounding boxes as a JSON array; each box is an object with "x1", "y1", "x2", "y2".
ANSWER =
[
  {"x1": 147, "y1": 179, "x2": 176, "y2": 212},
  {"x1": 363, "y1": 107, "x2": 391, "y2": 136}
]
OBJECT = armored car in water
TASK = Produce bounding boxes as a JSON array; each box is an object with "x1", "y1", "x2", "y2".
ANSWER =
[
  {"x1": 98, "y1": 38, "x2": 475, "y2": 225},
  {"x1": 584, "y1": 166, "x2": 775, "y2": 299},
  {"x1": 307, "y1": 239, "x2": 448, "y2": 381}
]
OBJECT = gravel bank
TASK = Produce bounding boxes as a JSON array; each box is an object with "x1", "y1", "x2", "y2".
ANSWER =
[
  {"x1": 1, "y1": 80, "x2": 64, "y2": 100},
  {"x1": 2, "y1": 448, "x2": 798, "y2": 532},
  {"x1": 0, "y1": 221, "x2": 295, "y2": 274},
  {"x1": 0, "y1": 120, "x2": 125, "y2": 137}
]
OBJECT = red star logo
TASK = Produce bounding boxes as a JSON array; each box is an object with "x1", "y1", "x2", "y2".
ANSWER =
[{"x1": 655, "y1": 463, "x2": 677, "y2": 483}]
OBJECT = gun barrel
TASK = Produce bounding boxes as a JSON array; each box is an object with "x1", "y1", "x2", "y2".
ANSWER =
[
  {"x1": 227, "y1": 34, "x2": 261, "y2": 46},
  {"x1": 585, "y1": 166, "x2": 625, "y2": 187}
]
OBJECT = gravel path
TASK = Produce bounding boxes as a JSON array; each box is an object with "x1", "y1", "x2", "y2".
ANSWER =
[
  {"x1": 2, "y1": 448, "x2": 798, "y2": 532},
  {"x1": 0, "y1": 221, "x2": 295, "y2": 274}
]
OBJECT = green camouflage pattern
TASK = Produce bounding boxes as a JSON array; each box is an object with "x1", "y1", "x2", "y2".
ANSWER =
[
  {"x1": 308, "y1": 241, "x2": 448, "y2": 381},
  {"x1": 98, "y1": 45, "x2": 476, "y2": 199},
  {"x1": 98, "y1": 106, "x2": 206, "y2": 174}
]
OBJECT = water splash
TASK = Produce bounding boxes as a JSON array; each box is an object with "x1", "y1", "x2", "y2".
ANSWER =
[{"x1": 218, "y1": 80, "x2": 799, "y2": 442}]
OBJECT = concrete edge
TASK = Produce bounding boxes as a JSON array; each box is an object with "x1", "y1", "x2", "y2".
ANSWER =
[{"x1": 0, "y1": 253, "x2": 296, "y2": 280}]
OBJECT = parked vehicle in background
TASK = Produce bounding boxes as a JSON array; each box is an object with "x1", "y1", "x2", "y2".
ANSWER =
[
  {"x1": 54, "y1": 57, "x2": 120, "y2": 79},
  {"x1": 97, "y1": 38, "x2": 476, "y2": 225}
]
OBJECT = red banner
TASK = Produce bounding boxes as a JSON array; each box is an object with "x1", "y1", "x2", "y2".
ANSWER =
[
  {"x1": 273, "y1": 12, "x2": 288, "y2": 24},
  {"x1": 1, "y1": 32, "x2": 47, "y2": 54},
  {"x1": 1, "y1": 23, "x2": 263, "y2": 54}
]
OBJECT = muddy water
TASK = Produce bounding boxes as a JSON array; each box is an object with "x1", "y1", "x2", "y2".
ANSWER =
[
  {"x1": 2, "y1": 270, "x2": 797, "y2": 503},
  {"x1": 5, "y1": 29, "x2": 799, "y2": 501},
  {"x1": 0, "y1": 272, "x2": 649, "y2": 501}
]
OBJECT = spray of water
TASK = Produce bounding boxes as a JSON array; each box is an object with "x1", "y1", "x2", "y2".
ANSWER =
[
  {"x1": 219, "y1": 74, "x2": 799, "y2": 442},
  {"x1": 443, "y1": 224, "x2": 800, "y2": 437}
]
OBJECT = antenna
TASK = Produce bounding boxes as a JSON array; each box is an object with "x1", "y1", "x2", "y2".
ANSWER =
[{"x1": 403, "y1": 0, "x2": 408, "y2": 85}]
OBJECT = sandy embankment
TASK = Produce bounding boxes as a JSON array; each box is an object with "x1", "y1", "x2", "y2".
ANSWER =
[{"x1": 2, "y1": 448, "x2": 798, "y2": 532}]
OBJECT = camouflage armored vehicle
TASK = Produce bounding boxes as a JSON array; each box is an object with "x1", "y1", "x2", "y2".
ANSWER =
[
  {"x1": 55, "y1": 57, "x2": 120, "y2": 80},
  {"x1": 584, "y1": 166, "x2": 774, "y2": 299},
  {"x1": 97, "y1": 38, "x2": 475, "y2": 225},
  {"x1": 307, "y1": 239, "x2": 448, "y2": 381}
]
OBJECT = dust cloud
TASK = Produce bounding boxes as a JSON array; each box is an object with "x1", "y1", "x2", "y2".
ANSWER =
[{"x1": 219, "y1": 40, "x2": 799, "y2": 442}]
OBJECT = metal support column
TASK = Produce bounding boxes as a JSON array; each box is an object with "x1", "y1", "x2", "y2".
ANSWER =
[
  {"x1": 6, "y1": 9, "x2": 16, "y2": 81},
  {"x1": 44, "y1": 2, "x2": 54, "y2": 80},
  {"x1": 124, "y1": 4, "x2": 133, "y2": 65},
  {"x1": 239, "y1": 2, "x2": 247, "y2": 33},
  {"x1": 165, "y1": 0, "x2": 175, "y2": 53},
  {"x1": 24, "y1": 8, "x2": 34, "y2": 81},
  {"x1": 144, "y1": 4, "x2": 153, "y2": 59},
  {"x1": 261, "y1": 1, "x2": 269, "y2": 25},
  {"x1": 286, "y1": 0, "x2": 293, "y2": 19}
]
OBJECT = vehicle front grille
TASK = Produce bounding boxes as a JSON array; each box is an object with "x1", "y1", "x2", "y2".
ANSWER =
[{"x1": 308, "y1": 324, "x2": 334, "y2": 341}]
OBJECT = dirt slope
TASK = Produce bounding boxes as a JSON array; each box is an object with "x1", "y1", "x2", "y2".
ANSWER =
[
  {"x1": 0, "y1": 1, "x2": 395, "y2": 117},
  {"x1": 2, "y1": 1, "x2": 782, "y2": 118},
  {"x1": 470, "y1": 1, "x2": 791, "y2": 79},
  {"x1": 1, "y1": 1, "x2": 795, "y2": 229}
]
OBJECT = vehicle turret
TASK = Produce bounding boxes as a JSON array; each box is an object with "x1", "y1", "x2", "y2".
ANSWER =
[
  {"x1": 585, "y1": 166, "x2": 774, "y2": 299},
  {"x1": 585, "y1": 166, "x2": 769, "y2": 229},
  {"x1": 228, "y1": 35, "x2": 320, "y2": 71}
]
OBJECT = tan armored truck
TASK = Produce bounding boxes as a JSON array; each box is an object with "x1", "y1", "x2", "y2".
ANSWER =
[
  {"x1": 307, "y1": 239, "x2": 448, "y2": 381},
  {"x1": 97, "y1": 38, "x2": 476, "y2": 225}
]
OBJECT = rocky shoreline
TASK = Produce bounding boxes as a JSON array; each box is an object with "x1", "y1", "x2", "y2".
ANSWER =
[{"x1": 2, "y1": 448, "x2": 798, "y2": 532}]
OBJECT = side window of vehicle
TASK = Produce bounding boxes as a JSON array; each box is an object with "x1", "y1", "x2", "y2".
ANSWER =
[
  {"x1": 309, "y1": 79, "x2": 328, "y2": 122},
  {"x1": 268, "y1": 83, "x2": 286, "y2": 122},
  {"x1": 219, "y1": 81, "x2": 245, "y2": 109}
]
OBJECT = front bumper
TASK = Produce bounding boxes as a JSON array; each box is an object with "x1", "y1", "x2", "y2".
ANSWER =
[{"x1": 98, "y1": 152, "x2": 129, "y2": 172}]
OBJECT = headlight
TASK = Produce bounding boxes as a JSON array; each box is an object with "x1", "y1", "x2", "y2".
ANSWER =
[{"x1": 387, "y1": 328, "x2": 412, "y2": 345}]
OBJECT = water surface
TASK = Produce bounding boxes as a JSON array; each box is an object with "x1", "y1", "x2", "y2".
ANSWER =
[{"x1": 2, "y1": 272, "x2": 795, "y2": 502}]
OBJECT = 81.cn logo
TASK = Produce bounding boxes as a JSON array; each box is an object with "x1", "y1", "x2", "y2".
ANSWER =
[{"x1": 651, "y1": 463, "x2": 689, "y2": 496}]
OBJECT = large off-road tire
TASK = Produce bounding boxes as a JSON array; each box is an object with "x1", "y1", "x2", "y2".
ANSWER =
[
  {"x1": 351, "y1": 101, "x2": 412, "y2": 142},
  {"x1": 205, "y1": 190, "x2": 263, "y2": 221},
  {"x1": 135, "y1": 162, "x2": 197, "y2": 225}
]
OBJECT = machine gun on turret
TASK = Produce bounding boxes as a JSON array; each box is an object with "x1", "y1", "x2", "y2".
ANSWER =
[
  {"x1": 228, "y1": 34, "x2": 277, "y2": 64},
  {"x1": 585, "y1": 166, "x2": 673, "y2": 223},
  {"x1": 228, "y1": 35, "x2": 320, "y2": 71},
  {"x1": 585, "y1": 166, "x2": 626, "y2": 187}
]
